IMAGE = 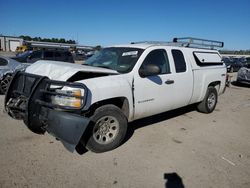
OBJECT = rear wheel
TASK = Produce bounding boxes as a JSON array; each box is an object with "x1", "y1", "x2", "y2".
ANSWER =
[
  {"x1": 85, "y1": 104, "x2": 127, "y2": 153},
  {"x1": 197, "y1": 86, "x2": 218, "y2": 113}
]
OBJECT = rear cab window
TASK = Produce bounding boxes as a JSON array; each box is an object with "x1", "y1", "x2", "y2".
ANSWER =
[{"x1": 171, "y1": 49, "x2": 187, "y2": 73}]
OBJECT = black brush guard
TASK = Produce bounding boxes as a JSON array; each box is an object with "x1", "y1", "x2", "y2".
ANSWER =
[{"x1": 4, "y1": 71, "x2": 90, "y2": 152}]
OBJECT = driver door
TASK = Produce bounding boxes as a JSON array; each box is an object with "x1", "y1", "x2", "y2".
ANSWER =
[{"x1": 133, "y1": 49, "x2": 176, "y2": 120}]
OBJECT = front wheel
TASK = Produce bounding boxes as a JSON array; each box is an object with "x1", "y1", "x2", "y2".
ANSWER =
[
  {"x1": 85, "y1": 105, "x2": 128, "y2": 153},
  {"x1": 197, "y1": 86, "x2": 218, "y2": 113}
]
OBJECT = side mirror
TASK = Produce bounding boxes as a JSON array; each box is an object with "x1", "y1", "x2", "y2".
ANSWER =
[{"x1": 139, "y1": 64, "x2": 161, "y2": 77}]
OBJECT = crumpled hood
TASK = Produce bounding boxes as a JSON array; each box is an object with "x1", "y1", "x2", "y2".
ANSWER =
[{"x1": 25, "y1": 60, "x2": 118, "y2": 81}]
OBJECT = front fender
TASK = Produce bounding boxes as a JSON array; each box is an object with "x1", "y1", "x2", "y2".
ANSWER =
[{"x1": 79, "y1": 75, "x2": 134, "y2": 121}]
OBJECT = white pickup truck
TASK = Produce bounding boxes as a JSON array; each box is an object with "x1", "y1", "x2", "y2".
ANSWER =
[{"x1": 5, "y1": 37, "x2": 227, "y2": 153}]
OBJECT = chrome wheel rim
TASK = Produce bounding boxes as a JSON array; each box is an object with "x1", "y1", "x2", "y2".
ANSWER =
[
  {"x1": 93, "y1": 116, "x2": 119, "y2": 145},
  {"x1": 207, "y1": 93, "x2": 216, "y2": 110}
]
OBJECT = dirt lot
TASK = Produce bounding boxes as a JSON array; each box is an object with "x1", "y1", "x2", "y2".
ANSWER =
[{"x1": 0, "y1": 73, "x2": 250, "y2": 188}]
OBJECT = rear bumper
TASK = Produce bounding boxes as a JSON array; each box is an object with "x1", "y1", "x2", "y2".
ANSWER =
[{"x1": 5, "y1": 71, "x2": 89, "y2": 152}]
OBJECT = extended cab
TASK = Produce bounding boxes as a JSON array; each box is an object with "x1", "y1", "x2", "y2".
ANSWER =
[{"x1": 5, "y1": 37, "x2": 227, "y2": 153}]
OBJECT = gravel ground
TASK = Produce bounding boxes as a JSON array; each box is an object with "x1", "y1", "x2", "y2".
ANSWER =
[
  {"x1": 0, "y1": 73, "x2": 250, "y2": 188},
  {"x1": 0, "y1": 51, "x2": 15, "y2": 57}
]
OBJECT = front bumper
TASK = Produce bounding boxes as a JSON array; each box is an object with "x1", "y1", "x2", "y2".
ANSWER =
[
  {"x1": 5, "y1": 71, "x2": 89, "y2": 152},
  {"x1": 42, "y1": 108, "x2": 89, "y2": 152}
]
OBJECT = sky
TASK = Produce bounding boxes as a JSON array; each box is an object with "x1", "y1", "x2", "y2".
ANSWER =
[{"x1": 0, "y1": 0, "x2": 250, "y2": 50}]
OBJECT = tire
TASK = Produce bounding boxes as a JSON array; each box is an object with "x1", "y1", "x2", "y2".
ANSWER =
[
  {"x1": 0, "y1": 74, "x2": 12, "y2": 94},
  {"x1": 85, "y1": 104, "x2": 128, "y2": 153},
  {"x1": 197, "y1": 86, "x2": 218, "y2": 113}
]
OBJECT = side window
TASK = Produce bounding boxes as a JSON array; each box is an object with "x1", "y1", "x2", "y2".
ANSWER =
[
  {"x1": 140, "y1": 49, "x2": 170, "y2": 75},
  {"x1": 193, "y1": 52, "x2": 223, "y2": 66},
  {"x1": 0, "y1": 57, "x2": 8, "y2": 66},
  {"x1": 172, "y1": 50, "x2": 186, "y2": 73}
]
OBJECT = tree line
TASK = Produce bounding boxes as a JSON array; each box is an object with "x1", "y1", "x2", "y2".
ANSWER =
[
  {"x1": 20, "y1": 35, "x2": 76, "y2": 44},
  {"x1": 219, "y1": 50, "x2": 250, "y2": 55}
]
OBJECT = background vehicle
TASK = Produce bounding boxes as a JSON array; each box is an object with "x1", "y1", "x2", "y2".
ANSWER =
[
  {"x1": 222, "y1": 57, "x2": 244, "y2": 72},
  {"x1": 12, "y1": 49, "x2": 74, "y2": 63},
  {"x1": 237, "y1": 63, "x2": 250, "y2": 84},
  {"x1": 73, "y1": 50, "x2": 87, "y2": 61},
  {"x1": 15, "y1": 45, "x2": 29, "y2": 54},
  {"x1": 86, "y1": 50, "x2": 95, "y2": 58},
  {"x1": 5, "y1": 37, "x2": 226, "y2": 153},
  {"x1": 0, "y1": 55, "x2": 30, "y2": 94},
  {"x1": 245, "y1": 57, "x2": 250, "y2": 66}
]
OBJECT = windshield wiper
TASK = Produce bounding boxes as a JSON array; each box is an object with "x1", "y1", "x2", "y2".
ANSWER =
[
  {"x1": 82, "y1": 64, "x2": 114, "y2": 71},
  {"x1": 96, "y1": 65, "x2": 113, "y2": 70},
  {"x1": 81, "y1": 63, "x2": 92, "y2": 66}
]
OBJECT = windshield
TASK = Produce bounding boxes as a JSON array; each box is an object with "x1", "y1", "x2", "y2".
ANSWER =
[{"x1": 84, "y1": 47, "x2": 144, "y2": 73}]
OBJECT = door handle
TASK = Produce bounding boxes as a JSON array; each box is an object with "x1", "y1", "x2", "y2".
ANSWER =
[{"x1": 165, "y1": 79, "x2": 174, "y2": 84}]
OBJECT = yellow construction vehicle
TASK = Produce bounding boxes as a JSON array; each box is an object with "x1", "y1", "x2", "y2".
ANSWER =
[{"x1": 15, "y1": 45, "x2": 29, "y2": 53}]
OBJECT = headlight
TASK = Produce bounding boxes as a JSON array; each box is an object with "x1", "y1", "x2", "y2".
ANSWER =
[{"x1": 51, "y1": 89, "x2": 83, "y2": 108}]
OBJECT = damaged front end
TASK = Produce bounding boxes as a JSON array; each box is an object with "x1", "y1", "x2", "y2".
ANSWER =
[
  {"x1": 237, "y1": 67, "x2": 250, "y2": 84},
  {"x1": 5, "y1": 71, "x2": 90, "y2": 152}
]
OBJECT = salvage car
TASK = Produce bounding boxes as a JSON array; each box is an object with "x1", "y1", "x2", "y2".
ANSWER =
[
  {"x1": 245, "y1": 57, "x2": 250, "y2": 66},
  {"x1": 222, "y1": 57, "x2": 244, "y2": 72},
  {"x1": 12, "y1": 49, "x2": 74, "y2": 63},
  {"x1": 236, "y1": 63, "x2": 250, "y2": 84},
  {"x1": 5, "y1": 37, "x2": 226, "y2": 153},
  {"x1": 0, "y1": 55, "x2": 29, "y2": 94}
]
